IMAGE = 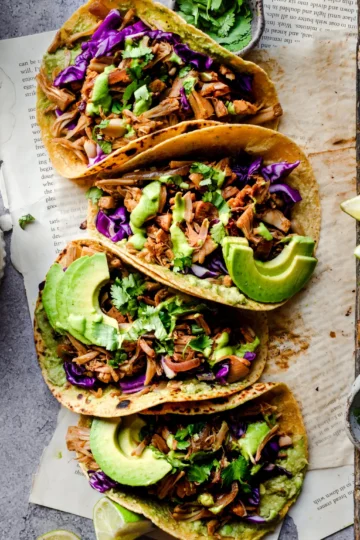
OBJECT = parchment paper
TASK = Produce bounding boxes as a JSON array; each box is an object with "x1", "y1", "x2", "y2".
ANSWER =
[
  {"x1": 247, "y1": 37, "x2": 357, "y2": 469},
  {"x1": 0, "y1": 25, "x2": 356, "y2": 540}
]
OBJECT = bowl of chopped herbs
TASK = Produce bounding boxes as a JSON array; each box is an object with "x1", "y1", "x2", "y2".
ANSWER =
[{"x1": 173, "y1": 0, "x2": 264, "y2": 56}]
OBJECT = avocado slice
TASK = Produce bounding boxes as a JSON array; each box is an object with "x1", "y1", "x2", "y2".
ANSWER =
[
  {"x1": 255, "y1": 236, "x2": 315, "y2": 276},
  {"x1": 224, "y1": 243, "x2": 317, "y2": 303},
  {"x1": 42, "y1": 263, "x2": 64, "y2": 332},
  {"x1": 55, "y1": 257, "x2": 91, "y2": 343},
  {"x1": 65, "y1": 253, "x2": 119, "y2": 347},
  {"x1": 90, "y1": 416, "x2": 172, "y2": 486}
]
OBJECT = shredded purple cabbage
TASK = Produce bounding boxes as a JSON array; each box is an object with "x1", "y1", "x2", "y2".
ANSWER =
[
  {"x1": 235, "y1": 73, "x2": 253, "y2": 95},
  {"x1": 207, "y1": 251, "x2": 229, "y2": 274},
  {"x1": 262, "y1": 463, "x2": 293, "y2": 479},
  {"x1": 243, "y1": 515, "x2": 267, "y2": 524},
  {"x1": 190, "y1": 264, "x2": 218, "y2": 279},
  {"x1": 92, "y1": 9, "x2": 122, "y2": 41},
  {"x1": 232, "y1": 157, "x2": 262, "y2": 184},
  {"x1": 247, "y1": 486, "x2": 260, "y2": 506},
  {"x1": 54, "y1": 47, "x2": 92, "y2": 86},
  {"x1": 52, "y1": 13, "x2": 252, "y2": 97},
  {"x1": 214, "y1": 362, "x2": 229, "y2": 384},
  {"x1": 179, "y1": 86, "x2": 191, "y2": 112},
  {"x1": 88, "y1": 145, "x2": 106, "y2": 167},
  {"x1": 63, "y1": 362, "x2": 97, "y2": 389},
  {"x1": 230, "y1": 421, "x2": 247, "y2": 438},
  {"x1": 244, "y1": 352, "x2": 256, "y2": 362},
  {"x1": 262, "y1": 160, "x2": 300, "y2": 183},
  {"x1": 269, "y1": 183, "x2": 302, "y2": 203},
  {"x1": 54, "y1": 108, "x2": 77, "y2": 130},
  {"x1": 119, "y1": 373, "x2": 146, "y2": 394},
  {"x1": 261, "y1": 438, "x2": 280, "y2": 462},
  {"x1": 95, "y1": 209, "x2": 131, "y2": 242},
  {"x1": 88, "y1": 470, "x2": 119, "y2": 493},
  {"x1": 94, "y1": 20, "x2": 149, "y2": 58}
]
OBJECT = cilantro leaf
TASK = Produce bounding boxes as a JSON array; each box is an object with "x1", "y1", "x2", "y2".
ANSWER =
[
  {"x1": 190, "y1": 162, "x2": 226, "y2": 190},
  {"x1": 202, "y1": 190, "x2": 230, "y2": 215},
  {"x1": 89, "y1": 321, "x2": 119, "y2": 351},
  {"x1": 159, "y1": 174, "x2": 189, "y2": 189},
  {"x1": 110, "y1": 273, "x2": 147, "y2": 316},
  {"x1": 210, "y1": 221, "x2": 226, "y2": 244},
  {"x1": 221, "y1": 455, "x2": 250, "y2": 487},
  {"x1": 109, "y1": 351, "x2": 128, "y2": 367},
  {"x1": 187, "y1": 463, "x2": 212, "y2": 483},
  {"x1": 189, "y1": 334, "x2": 213, "y2": 352},
  {"x1": 85, "y1": 186, "x2": 104, "y2": 205},
  {"x1": 111, "y1": 100, "x2": 124, "y2": 114},
  {"x1": 175, "y1": 422, "x2": 205, "y2": 441},
  {"x1": 123, "y1": 80, "x2": 139, "y2": 105},
  {"x1": 173, "y1": 255, "x2": 193, "y2": 273},
  {"x1": 218, "y1": 10, "x2": 235, "y2": 37},
  {"x1": 19, "y1": 214, "x2": 35, "y2": 230},
  {"x1": 123, "y1": 44, "x2": 153, "y2": 59},
  {"x1": 176, "y1": 440, "x2": 190, "y2": 450}
]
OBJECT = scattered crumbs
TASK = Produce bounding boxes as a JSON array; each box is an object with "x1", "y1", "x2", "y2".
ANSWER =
[
  {"x1": 352, "y1": 290, "x2": 356, "y2": 293},
  {"x1": 346, "y1": 307, "x2": 352, "y2": 317},
  {"x1": 79, "y1": 220, "x2": 87, "y2": 230},
  {"x1": 55, "y1": 451, "x2": 62, "y2": 459},
  {"x1": 330, "y1": 331, "x2": 336, "y2": 338},
  {"x1": 316, "y1": 387, "x2": 319, "y2": 391}
]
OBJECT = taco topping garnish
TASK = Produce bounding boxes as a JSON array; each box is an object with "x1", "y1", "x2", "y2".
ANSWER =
[
  {"x1": 67, "y1": 402, "x2": 306, "y2": 536},
  {"x1": 37, "y1": 8, "x2": 281, "y2": 167},
  {"x1": 93, "y1": 154, "x2": 317, "y2": 303},
  {"x1": 39, "y1": 242, "x2": 260, "y2": 396}
]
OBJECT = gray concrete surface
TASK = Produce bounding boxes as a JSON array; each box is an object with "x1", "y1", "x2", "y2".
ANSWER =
[{"x1": 0, "y1": 2, "x2": 355, "y2": 539}]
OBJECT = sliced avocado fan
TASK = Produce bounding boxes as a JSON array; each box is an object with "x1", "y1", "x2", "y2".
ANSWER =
[
  {"x1": 90, "y1": 416, "x2": 172, "y2": 486},
  {"x1": 223, "y1": 236, "x2": 317, "y2": 303},
  {"x1": 42, "y1": 253, "x2": 120, "y2": 349}
]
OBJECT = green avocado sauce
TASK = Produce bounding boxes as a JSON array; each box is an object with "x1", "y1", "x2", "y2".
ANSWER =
[
  {"x1": 35, "y1": 303, "x2": 66, "y2": 386},
  {"x1": 129, "y1": 181, "x2": 163, "y2": 250},
  {"x1": 86, "y1": 65, "x2": 115, "y2": 116},
  {"x1": 170, "y1": 224, "x2": 194, "y2": 260},
  {"x1": 130, "y1": 181, "x2": 162, "y2": 229}
]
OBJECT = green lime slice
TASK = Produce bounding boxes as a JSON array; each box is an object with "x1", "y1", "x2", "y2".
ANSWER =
[
  {"x1": 354, "y1": 245, "x2": 360, "y2": 259},
  {"x1": 341, "y1": 195, "x2": 360, "y2": 221},
  {"x1": 93, "y1": 497, "x2": 153, "y2": 540},
  {"x1": 37, "y1": 531, "x2": 80, "y2": 540}
]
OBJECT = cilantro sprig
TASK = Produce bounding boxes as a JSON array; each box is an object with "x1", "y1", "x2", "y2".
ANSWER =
[
  {"x1": 176, "y1": 0, "x2": 252, "y2": 53},
  {"x1": 19, "y1": 214, "x2": 35, "y2": 230}
]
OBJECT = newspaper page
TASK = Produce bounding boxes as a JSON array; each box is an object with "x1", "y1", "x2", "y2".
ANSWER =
[
  {"x1": 261, "y1": 0, "x2": 357, "y2": 48},
  {"x1": 0, "y1": 1, "x2": 357, "y2": 536}
]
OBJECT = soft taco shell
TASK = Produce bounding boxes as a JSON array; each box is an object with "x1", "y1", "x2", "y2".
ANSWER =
[
  {"x1": 77, "y1": 382, "x2": 307, "y2": 540},
  {"x1": 37, "y1": 0, "x2": 281, "y2": 179},
  {"x1": 88, "y1": 124, "x2": 321, "y2": 311},
  {"x1": 34, "y1": 238, "x2": 268, "y2": 417}
]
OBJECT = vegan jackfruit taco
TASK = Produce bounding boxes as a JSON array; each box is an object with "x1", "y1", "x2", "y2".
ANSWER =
[
  {"x1": 36, "y1": 0, "x2": 281, "y2": 179},
  {"x1": 66, "y1": 382, "x2": 307, "y2": 539},
  {"x1": 34, "y1": 238, "x2": 268, "y2": 416},
  {"x1": 88, "y1": 124, "x2": 321, "y2": 310}
]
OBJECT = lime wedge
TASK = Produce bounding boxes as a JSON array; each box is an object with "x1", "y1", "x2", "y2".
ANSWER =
[
  {"x1": 354, "y1": 245, "x2": 360, "y2": 259},
  {"x1": 37, "y1": 531, "x2": 80, "y2": 540},
  {"x1": 341, "y1": 195, "x2": 360, "y2": 220},
  {"x1": 93, "y1": 497, "x2": 153, "y2": 540}
]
